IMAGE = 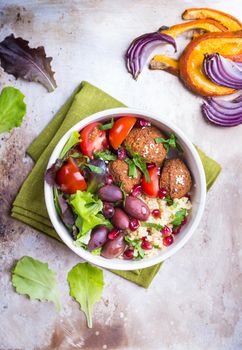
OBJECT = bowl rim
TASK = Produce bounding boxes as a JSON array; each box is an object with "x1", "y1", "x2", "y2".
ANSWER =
[{"x1": 44, "y1": 107, "x2": 207, "y2": 270}]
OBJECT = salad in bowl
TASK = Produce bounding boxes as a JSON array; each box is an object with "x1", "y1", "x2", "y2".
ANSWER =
[{"x1": 45, "y1": 108, "x2": 206, "y2": 270}]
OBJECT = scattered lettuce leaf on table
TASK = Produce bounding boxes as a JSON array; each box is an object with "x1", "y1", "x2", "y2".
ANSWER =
[
  {"x1": 12, "y1": 256, "x2": 61, "y2": 311},
  {"x1": 0, "y1": 86, "x2": 26, "y2": 134},
  {"x1": 0, "y1": 34, "x2": 57, "y2": 92},
  {"x1": 67, "y1": 262, "x2": 104, "y2": 328}
]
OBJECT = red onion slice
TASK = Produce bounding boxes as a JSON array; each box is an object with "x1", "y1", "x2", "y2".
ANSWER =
[
  {"x1": 202, "y1": 95, "x2": 242, "y2": 127},
  {"x1": 203, "y1": 54, "x2": 242, "y2": 89},
  {"x1": 125, "y1": 31, "x2": 176, "y2": 79}
]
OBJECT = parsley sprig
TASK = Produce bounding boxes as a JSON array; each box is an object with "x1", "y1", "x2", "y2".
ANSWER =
[
  {"x1": 171, "y1": 209, "x2": 186, "y2": 227},
  {"x1": 141, "y1": 222, "x2": 163, "y2": 231},
  {"x1": 94, "y1": 150, "x2": 117, "y2": 161},
  {"x1": 155, "y1": 133, "x2": 182, "y2": 152},
  {"x1": 125, "y1": 158, "x2": 138, "y2": 178},
  {"x1": 99, "y1": 118, "x2": 114, "y2": 130},
  {"x1": 124, "y1": 236, "x2": 145, "y2": 260},
  {"x1": 133, "y1": 154, "x2": 150, "y2": 182}
]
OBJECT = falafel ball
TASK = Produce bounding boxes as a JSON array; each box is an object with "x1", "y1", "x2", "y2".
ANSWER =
[
  {"x1": 160, "y1": 158, "x2": 192, "y2": 199},
  {"x1": 124, "y1": 126, "x2": 167, "y2": 166},
  {"x1": 109, "y1": 159, "x2": 142, "y2": 193}
]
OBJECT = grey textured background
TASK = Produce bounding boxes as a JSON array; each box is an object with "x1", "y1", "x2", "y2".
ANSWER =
[{"x1": 0, "y1": 1, "x2": 242, "y2": 349}]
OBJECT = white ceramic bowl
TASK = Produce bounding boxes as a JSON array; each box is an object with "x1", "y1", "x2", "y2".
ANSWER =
[{"x1": 45, "y1": 108, "x2": 206, "y2": 270}]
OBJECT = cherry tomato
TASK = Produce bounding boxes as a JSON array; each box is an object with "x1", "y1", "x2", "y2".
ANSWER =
[
  {"x1": 109, "y1": 116, "x2": 137, "y2": 149},
  {"x1": 141, "y1": 166, "x2": 159, "y2": 197},
  {"x1": 56, "y1": 158, "x2": 87, "y2": 194},
  {"x1": 80, "y1": 122, "x2": 108, "y2": 158}
]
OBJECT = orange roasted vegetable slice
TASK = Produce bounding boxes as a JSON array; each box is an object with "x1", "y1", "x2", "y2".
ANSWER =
[
  {"x1": 179, "y1": 31, "x2": 242, "y2": 96},
  {"x1": 182, "y1": 8, "x2": 242, "y2": 31},
  {"x1": 161, "y1": 19, "x2": 227, "y2": 37},
  {"x1": 149, "y1": 55, "x2": 179, "y2": 76}
]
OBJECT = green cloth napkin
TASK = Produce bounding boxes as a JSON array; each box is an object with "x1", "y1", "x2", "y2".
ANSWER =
[{"x1": 11, "y1": 81, "x2": 221, "y2": 288}]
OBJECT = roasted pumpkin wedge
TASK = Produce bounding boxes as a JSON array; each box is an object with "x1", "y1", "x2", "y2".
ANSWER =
[
  {"x1": 161, "y1": 19, "x2": 227, "y2": 37},
  {"x1": 149, "y1": 55, "x2": 179, "y2": 76},
  {"x1": 182, "y1": 8, "x2": 242, "y2": 31},
  {"x1": 179, "y1": 31, "x2": 242, "y2": 96}
]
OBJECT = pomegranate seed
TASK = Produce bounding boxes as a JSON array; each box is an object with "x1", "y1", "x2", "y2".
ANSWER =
[
  {"x1": 163, "y1": 235, "x2": 173, "y2": 246},
  {"x1": 137, "y1": 118, "x2": 150, "y2": 127},
  {"x1": 123, "y1": 248, "x2": 134, "y2": 260},
  {"x1": 131, "y1": 184, "x2": 142, "y2": 197},
  {"x1": 129, "y1": 218, "x2": 140, "y2": 231},
  {"x1": 117, "y1": 148, "x2": 127, "y2": 160},
  {"x1": 172, "y1": 226, "x2": 181, "y2": 235},
  {"x1": 141, "y1": 240, "x2": 153, "y2": 250},
  {"x1": 161, "y1": 226, "x2": 171, "y2": 237},
  {"x1": 108, "y1": 229, "x2": 119, "y2": 240},
  {"x1": 158, "y1": 188, "x2": 167, "y2": 199},
  {"x1": 141, "y1": 236, "x2": 147, "y2": 241},
  {"x1": 147, "y1": 163, "x2": 156, "y2": 169},
  {"x1": 106, "y1": 175, "x2": 113, "y2": 185},
  {"x1": 181, "y1": 217, "x2": 188, "y2": 226},
  {"x1": 152, "y1": 209, "x2": 161, "y2": 218}
]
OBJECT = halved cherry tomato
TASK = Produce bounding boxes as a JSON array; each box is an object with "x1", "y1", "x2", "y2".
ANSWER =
[
  {"x1": 141, "y1": 165, "x2": 159, "y2": 197},
  {"x1": 56, "y1": 158, "x2": 87, "y2": 194},
  {"x1": 80, "y1": 122, "x2": 108, "y2": 158},
  {"x1": 109, "y1": 116, "x2": 137, "y2": 149}
]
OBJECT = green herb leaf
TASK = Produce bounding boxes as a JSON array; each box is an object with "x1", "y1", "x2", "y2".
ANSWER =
[
  {"x1": 171, "y1": 209, "x2": 187, "y2": 227},
  {"x1": 125, "y1": 158, "x2": 137, "y2": 178},
  {"x1": 85, "y1": 164, "x2": 104, "y2": 174},
  {"x1": 0, "y1": 86, "x2": 26, "y2": 134},
  {"x1": 60, "y1": 131, "x2": 80, "y2": 159},
  {"x1": 132, "y1": 154, "x2": 150, "y2": 182},
  {"x1": 141, "y1": 222, "x2": 163, "y2": 231},
  {"x1": 120, "y1": 182, "x2": 127, "y2": 205},
  {"x1": 12, "y1": 256, "x2": 61, "y2": 311},
  {"x1": 124, "y1": 236, "x2": 145, "y2": 260},
  {"x1": 70, "y1": 152, "x2": 83, "y2": 158},
  {"x1": 67, "y1": 262, "x2": 104, "y2": 328},
  {"x1": 94, "y1": 150, "x2": 117, "y2": 161},
  {"x1": 155, "y1": 133, "x2": 180, "y2": 152},
  {"x1": 53, "y1": 187, "x2": 61, "y2": 216},
  {"x1": 164, "y1": 196, "x2": 173, "y2": 206},
  {"x1": 99, "y1": 118, "x2": 114, "y2": 130}
]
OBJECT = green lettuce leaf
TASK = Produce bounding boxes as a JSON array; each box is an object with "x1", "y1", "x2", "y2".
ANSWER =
[
  {"x1": 60, "y1": 130, "x2": 80, "y2": 159},
  {"x1": 67, "y1": 262, "x2": 104, "y2": 328},
  {"x1": 12, "y1": 256, "x2": 61, "y2": 311},
  {"x1": 70, "y1": 191, "x2": 111, "y2": 237},
  {"x1": 0, "y1": 86, "x2": 26, "y2": 134}
]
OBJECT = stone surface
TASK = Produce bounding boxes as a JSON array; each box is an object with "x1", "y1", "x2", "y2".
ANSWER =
[{"x1": 0, "y1": 1, "x2": 242, "y2": 349}]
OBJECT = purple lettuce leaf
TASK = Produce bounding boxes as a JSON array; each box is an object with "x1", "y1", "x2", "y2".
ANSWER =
[{"x1": 0, "y1": 34, "x2": 57, "y2": 92}]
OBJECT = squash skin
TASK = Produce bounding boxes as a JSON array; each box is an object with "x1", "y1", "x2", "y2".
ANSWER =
[
  {"x1": 179, "y1": 31, "x2": 242, "y2": 96},
  {"x1": 182, "y1": 8, "x2": 242, "y2": 31},
  {"x1": 150, "y1": 55, "x2": 179, "y2": 76},
  {"x1": 161, "y1": 19, "x2": 227, "y2": 37}
]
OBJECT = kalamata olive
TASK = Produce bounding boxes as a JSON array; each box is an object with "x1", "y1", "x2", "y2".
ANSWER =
[
  {"x1": 111, "y1": 208, "x2": 129, "y2": 229},
  {"x1": 87, "y1": 225, "x2": 109, "y2": 251},
  {"x1": 97, "y1": 184, "x2": 123, "y2": 202},
  {"x1": 101, "y1": 232, "x2": 126, "y2": 259},
  {"x1": 102, "y1": 202, "x2": 115, "y2": 218},
  {"x1": 124, "y1": 196, "x2": 150, "y2": 221}
]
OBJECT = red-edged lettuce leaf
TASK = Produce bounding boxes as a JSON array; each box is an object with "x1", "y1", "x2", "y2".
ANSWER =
[{"x1": 0, "y1": 34, "x2": 57, "y2": 92}]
